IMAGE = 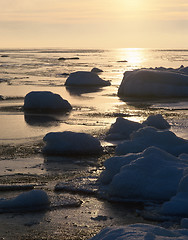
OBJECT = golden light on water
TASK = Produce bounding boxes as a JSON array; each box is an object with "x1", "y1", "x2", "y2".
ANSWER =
[
  {"x1": 116, "y1": 48, "x2": 146, "y2": 69},
  {"x1": 125, "y1": 48, "x2": 145, "y2": 66}
]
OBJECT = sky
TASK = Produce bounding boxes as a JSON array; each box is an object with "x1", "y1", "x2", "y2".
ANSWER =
[{"x1": 0, "y1": 0, "x2": 188, "y2": 48}]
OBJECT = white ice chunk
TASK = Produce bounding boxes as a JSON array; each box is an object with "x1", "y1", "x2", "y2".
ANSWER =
[
  {"x1": 24, "y1": 91, "x2": 72, "y2": 112},
  {"x1": 115, "y1": 127, "x2": 188, "y2": 156},
  {"x1": 142, "y1": 114, "x2": 170, "y2": 129},
  {"x1": 99, "y1": 152, "x2": 143, "y2": 185},
  {"x1": 43, "y1": 131, "x2": 103, "y2": 155},
  {"x1": 65, "y1": 71, "x2": 110, "y2": 86},
  {"x1": 0, "y1": 190, "x2": 49, "y2": 212},
  {"x1": 105, "y1": 114, "x2": 170, "y2": 141},
  {"x1": 161, "y1": 175, "x2": 188, "y2": 216},
  {"x1": 105, "y1": 117, "x2": 142, "y2": 141},
  {"x1": 88, "y1": 224, "x2": 188, "y2": 240},
  {"x1": 99, "y1": 147, "x2": 187, "y2": 201},
  {"x1": 118, "y1": 69, "x2": 188, "y2": 98}
]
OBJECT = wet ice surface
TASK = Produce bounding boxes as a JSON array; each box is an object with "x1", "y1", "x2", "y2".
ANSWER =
[{"x1": 0, "y1": 48, "x2": 188, "y2": 239}]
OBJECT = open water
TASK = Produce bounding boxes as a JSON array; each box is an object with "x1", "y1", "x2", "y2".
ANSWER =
[
  {"x1": 0, "y1": 48, "x2": 188, "y2": 144},
  {"x1": 0, "y1": 48, "x2": 188, "y2": 239}
]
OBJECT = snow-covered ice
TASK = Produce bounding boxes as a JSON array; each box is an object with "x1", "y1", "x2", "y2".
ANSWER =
[
  {"x1": 91, "y1": 67, "x2": 103, "y2": 73},
  {"x1": 65, "y1": 71, "x2": 110, "y2": 86},
  {"x1": 43, "y1": 131, "x2": 103, "y2": 155},
  {"x1": 161, "y1": 175, "x2": 188, "y2": 216},
  {"x1": 118, "y1": 68, "x2": 188, "y2": 98},
  {"x1": 0, "y1": 190, "x2": 50, "y2": 212},
  {"x1": 99, "y1": 153, "x2": 142, "y2": 185},
  {"x1": 142, "y1": 114, "x2": 170, "y2": 129},
  {"x1": 23, "y1": 91, "x2": 72, "y2": 112},
  {"x1": 115, "y1": 127, "x2": 188, "y2": 156},
  {"x1": 105, "y1": 117, "x2": 142, "y2": 141},
  {"x1": 99, "y1": 147, "x2": 188, "y2": 201},
  {"x1": 105, "y1": 114, "x2": 170, "y2": 141},
  {"x1": 181, "y1": 218, "x2": 188, "y2": 228},
  {"x1": 88, "y1": 223, "x2": 188, "y2": 240}
]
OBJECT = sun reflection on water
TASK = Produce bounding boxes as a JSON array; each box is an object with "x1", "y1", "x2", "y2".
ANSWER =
[{"x1": 116, "y1": 48, "x2": 147, "y2": 69}]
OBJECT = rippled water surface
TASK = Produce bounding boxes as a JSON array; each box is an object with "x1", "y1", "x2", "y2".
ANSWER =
[
  {"x1": 0, "y1": 48, "x2": 188, "y2": 239},
  {"x1": 0, "y1": 48, "x2": 188, "y2": 143}
]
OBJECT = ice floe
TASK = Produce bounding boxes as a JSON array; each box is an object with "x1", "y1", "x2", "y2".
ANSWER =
[
  {"x1": 91, "y1": 67, "x2": 103, "y2": 73},
  {"x1": 88, "y1": 223, "x2": 188, "y2": 240},
  {"x1": 115, "y1": 127, "x2": 188, "y2": 156},
  {"x1": 0, "y1": 190, "x2": 50, "y2": 212},
  {"x1": 105, "y1": 117, "x2": 142, "y2": 141},
  {"x1": 118, "y1": 68, "x2": 188, "y2": 98},
  {"x1": 106, "y1": 114, "x2": 170, "y2": 141},
  {"x1": 99, "y1": 147, "x2": 188, "y2": 202},
  {"x1": 23, "y1": 91, "x2": 72, "y2": 112},
  {"x1": 161, "y1": 175, "x2": 188, "y2": 216},
  {"x1": 65, "y1": 71, "x2": 110, "y2": 86},
  {"x1": 43, "y1": 131, "x2": 103, "y2": 155},
  {"x1": 58, "y1": 57, "x2": 79, "y2": 60},
  {"x1": 1, "y1": 55, "x2": 9, "y2": 58},
  {"x1": 142, "y1": 114, "x2": 170, "y2": 129}
]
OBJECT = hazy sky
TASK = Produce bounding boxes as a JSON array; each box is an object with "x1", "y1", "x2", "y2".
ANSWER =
[{"x1": 0, "y1": 0, "x2": 187, "y2": 48}]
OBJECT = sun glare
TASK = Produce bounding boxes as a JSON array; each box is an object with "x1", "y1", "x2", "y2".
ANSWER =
[
  {"x1": 117, "y1": 48, "x2": 145, "y2": 68},
  {"x1": 126, "y1": 48, "x2": 144, "y2": 65}
]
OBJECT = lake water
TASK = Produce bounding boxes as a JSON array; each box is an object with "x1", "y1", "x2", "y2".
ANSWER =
[
  {"x1": 0, "y1": 48, "x2": 188, "y2": 145},
  {"x1": 0, "y1": 48, "x2": 188, "y2": 239}
]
